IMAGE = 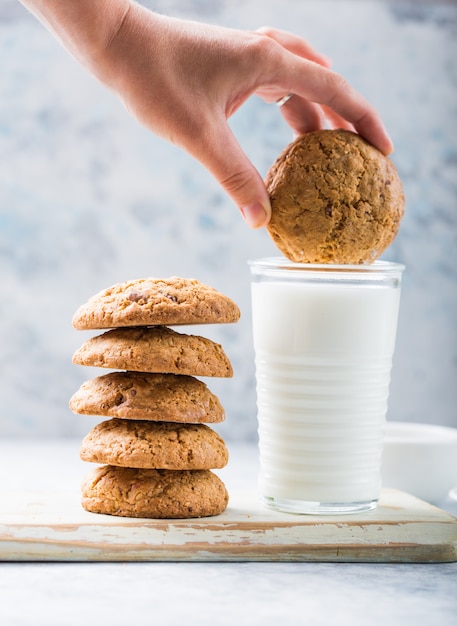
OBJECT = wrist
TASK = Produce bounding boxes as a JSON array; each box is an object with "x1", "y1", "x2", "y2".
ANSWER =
[
  {"x1": 91, "y1": 2, "x2": 164, "y2": 92},
  {"x1": 20, "y1": 0, "x2": 132, "y2": 70}
]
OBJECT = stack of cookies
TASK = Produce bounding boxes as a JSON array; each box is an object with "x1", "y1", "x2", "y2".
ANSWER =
[{"x1": 69, "y1": 277, "x2": 240, "y2": 519}]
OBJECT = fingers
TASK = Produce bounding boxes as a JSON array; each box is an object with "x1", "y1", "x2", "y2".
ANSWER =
[
  {"x1": 278, "y1": 94, "x2": 326, "y2": 136},
  {"x1": 271, "y1": 55, "x2": 393, "y2": 155},
  {"x1": 332, "y1": 86, "x2": 394, "y2": 154},
  {"x1": 319, "y1": 104, "x2": 355, "y2": 132},
  {"x1": 253, "y1": 29, "x2": 392, "y2": 154},
  {"x1": 279, "y1": 97, "x2": 355, "y2": 135},
  {"x1": 324, "y1": 75, "x2": 394, "y2": 154}
]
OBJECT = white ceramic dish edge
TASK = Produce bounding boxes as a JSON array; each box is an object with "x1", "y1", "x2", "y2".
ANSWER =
[{"x1": 382, "y1": 421, "x2": 457, "y2": 504}]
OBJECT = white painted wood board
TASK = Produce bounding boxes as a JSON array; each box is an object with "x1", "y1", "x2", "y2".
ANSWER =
[{"x1": 0, "y1": 489, "x2": 456, "y2": 562}]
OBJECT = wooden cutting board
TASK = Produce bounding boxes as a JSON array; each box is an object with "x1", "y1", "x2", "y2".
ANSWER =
[{"x1": 1, "y1": 488, "x2": 456, "y2": 563}]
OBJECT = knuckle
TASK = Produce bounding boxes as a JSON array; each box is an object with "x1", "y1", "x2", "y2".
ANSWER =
[
  {"x1": 219, "y1": 168, "x2": 253, "y2": 196},
  {"x1": 325, "y1": 72, "x2": 352, "y2": 105},
  {"x1": 332, "y1": 73, "x2": 351, "y2": 93},
  {"x1": 255, "y1": 25, "x2": 276, "y2": 38},
  {"x1": 246, "y1": 31, "x2": 282, "y2": 65}
]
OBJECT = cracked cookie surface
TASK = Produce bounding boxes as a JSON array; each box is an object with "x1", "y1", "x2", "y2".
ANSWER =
[
  {"x1": 80, "y1": 419, "x2": 228, "y2": 470},
  {"x1": 70, "y1": 371, "x2": 225, "y2": 423},
  {"x1": 72, "y1": 276, "x2": 240, "y2": 330},
  {"x1": 81, "y1": 465, "x2": 229, "y2": 518},
  {"x1": 72, "y1": 326, "x2": 233, "y2": 378},
  {"x1": 265, "y1": 129, "x2": 404, "y2": 264}
]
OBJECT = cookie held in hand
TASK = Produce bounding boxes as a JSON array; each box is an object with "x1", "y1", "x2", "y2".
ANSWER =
[{"x1": 265, "y1": 129, "x2": 404, "y2": 264}]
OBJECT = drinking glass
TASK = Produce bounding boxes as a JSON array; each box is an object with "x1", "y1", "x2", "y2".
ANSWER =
[{"x1": 249, "y1": 258, "x2": 404, "y2": 514}]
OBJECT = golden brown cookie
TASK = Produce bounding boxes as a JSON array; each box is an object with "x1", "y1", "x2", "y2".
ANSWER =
[
  {"x1": 72, "y1": 276, "x2": 240, "y2": 330},
  {"x1": 81, "y1": 465, "x2": 229, "y2": 518},
  {"x1": 69, "y1": 371, "x2": 225, "y2": 423},
  {"x1": 72, "y1": 326, "x2": 233, "y2": 378},
  {"x1": 80, "y1": 419, "x2": 229, "y2": 470},
  {"x1": 265, "y1": 129, "x2": 404, "y2": 264}
]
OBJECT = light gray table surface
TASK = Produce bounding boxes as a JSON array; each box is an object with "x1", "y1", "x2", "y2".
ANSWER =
[{"x1": 0, "y1": 439, "x2": 456, "y2": 626}]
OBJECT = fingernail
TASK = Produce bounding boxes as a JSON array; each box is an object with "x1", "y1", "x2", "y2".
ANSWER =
[
  {"x1": 386, "y1": 134, "x2": 395, "y2": 154},
  {"x1": 240, "y1": 201, "x2": 270, "y2": 228},
  {"x1": 379, "y1": 122, "x2": 394, "y2": 155},
  {"x1": 381, "y1": 134, "x2": 394, "y2": 156}
]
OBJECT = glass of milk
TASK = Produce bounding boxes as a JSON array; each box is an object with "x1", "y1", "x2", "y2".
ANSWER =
[{"x1": 249, "y1": 258, "x2": 404, "y2": 514}]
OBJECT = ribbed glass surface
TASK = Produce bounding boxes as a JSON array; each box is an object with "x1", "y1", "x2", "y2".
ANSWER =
[
  {"x1": 250, "y1": 259, "x2": 403, "y2": 512},
  {"x1": 256, "y1": 353, "x2": 392, "y2": 503}
]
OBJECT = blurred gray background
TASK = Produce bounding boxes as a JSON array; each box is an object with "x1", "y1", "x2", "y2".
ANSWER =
[{"x1": 1, "y1": 0, "x2": 456, "y2": 440}]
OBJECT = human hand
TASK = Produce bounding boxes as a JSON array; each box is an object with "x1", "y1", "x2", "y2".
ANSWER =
[
  {"x1": 21, "y1": 0, "x2": 393, "y2": 228},
  {"x1": 99, "y1": 5, "x2": 393, "y2": 227}
]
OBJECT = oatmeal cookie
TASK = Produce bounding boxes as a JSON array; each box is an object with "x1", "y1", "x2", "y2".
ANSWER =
[
  {"x1": 265, "y1": 129, "x2": 404, "y2": 264},
  {"x1": 80, "y1": 419, "x2": 229, "y2": 470},
  {"x1": 81, "y1": 465, "x2": 229, "y2": 518},
  {"x1": 70, "y1": 371, "x2": 225, "y2": 423},
  {"x1": 72, "y1": 276, "x2": 240, "y2": 330},
  {"x1": 72, "y1": 326, "x2": 233, "y2": 378}
]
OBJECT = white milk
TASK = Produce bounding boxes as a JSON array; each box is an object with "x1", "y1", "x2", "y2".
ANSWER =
[{"x1": 250, "y1": 259, "x2": 403, "y2": 514}]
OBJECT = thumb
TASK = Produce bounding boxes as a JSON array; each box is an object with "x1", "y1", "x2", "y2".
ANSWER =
[{"x1": 194, "y1": 124, "x2": 271, "y2": 228}]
